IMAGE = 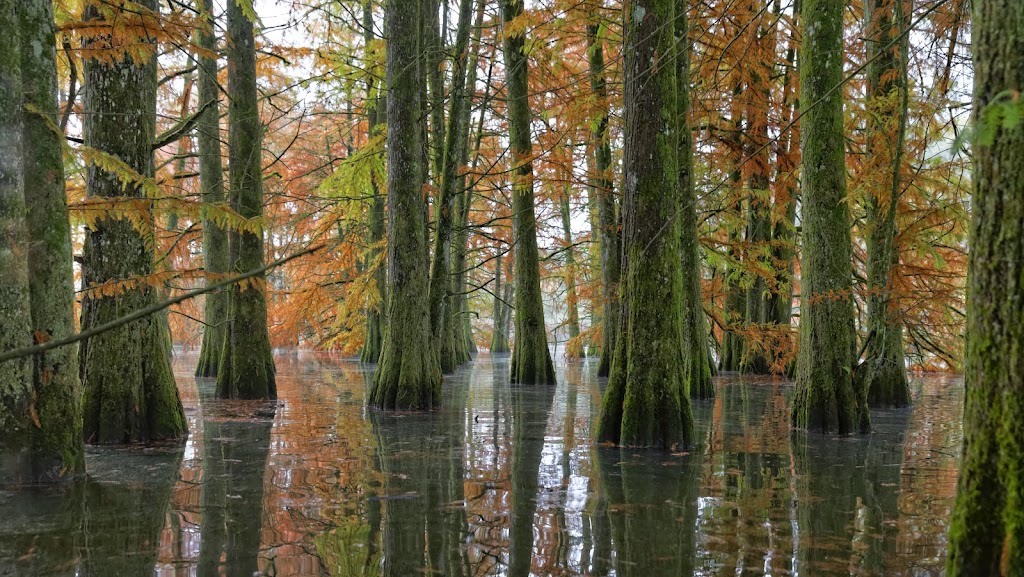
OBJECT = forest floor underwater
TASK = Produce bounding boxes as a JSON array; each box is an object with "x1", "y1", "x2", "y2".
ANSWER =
[{"x1": 0, "y1": 350, "x2": 963, "y2": 576}]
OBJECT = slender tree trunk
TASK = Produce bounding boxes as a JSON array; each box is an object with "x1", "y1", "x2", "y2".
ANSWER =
[
  {"x1": 361, "y1": 0, "x2": 386, "y2": 364},
  {"x1": 501, "y1": 0, "x2": 556, "y2": 385},
  {"x1": 195, "y1": 0, "x2": 230, "y2": 377},
  {"x1": 559, "y1": 188, "x2": 582, "y2": 355},
  {"x1": 597, "y1": 0, "x2": 694, "y2": 449},
  {"x1": 587, "y1": 14, "x2": 620, "y2": 378},
  {"x1": 216, "y1": 0, "x2": 277, "y2": 399},
  {"x1": 861, "y1": 0, "x2": 910, "y2": 408},
  {"x1": 370, "y1": 0, "x2": 442, "y2": 410},
  {"x1": 490, "y1": 250, "x2": 512, "y2": 353},
  {"x1": 79, "y1": 0, "x2": 186, "y2": 443},
  {"x1": 790, "y1": 0, "x2": 867, "y2": 434},
  {"x1": 0, "y1": 0, "x2": 36, "y2": 479},
  {"x1": 947, "y1": 1, "x2": 1024, "y2": 573},
  {"x1": 719, "y1": 91, "x2": 746, "y2": 372},
  {"x1": 676, "y1": 0, "x2": 714, "y2": 399},
  {"x1": 20, "y1": 0, "x2": 84, "y2": 479}
]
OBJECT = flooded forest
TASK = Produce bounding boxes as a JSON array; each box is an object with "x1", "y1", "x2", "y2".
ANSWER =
[{"x1": 0, "y1": 0, "x2": 1020, "y2": 576}]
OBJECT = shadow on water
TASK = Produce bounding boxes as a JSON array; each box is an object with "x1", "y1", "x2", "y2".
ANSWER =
[{"x1": 0, "y1": 353, "x2": 963, "y2": 576}]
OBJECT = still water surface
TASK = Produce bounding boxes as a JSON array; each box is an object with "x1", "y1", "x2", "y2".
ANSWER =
[{"x1": 0, "y1": 352, "x2": 963, "y2": 576}]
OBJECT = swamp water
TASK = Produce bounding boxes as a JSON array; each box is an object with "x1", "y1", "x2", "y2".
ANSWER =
[{"x1": 0, "y1": 352, "x2": 963, "y2": 576}]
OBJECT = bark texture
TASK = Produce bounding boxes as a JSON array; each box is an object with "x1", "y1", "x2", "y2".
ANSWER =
[
  {"x1": 195, "y1": 0, "x2": 230, "y2": 378},
  {"x1": 947, "y1": 1, "x2": 1024, "y2": 574},
  {"x1": 790, "y1": 0, "x2": 867, "y2": 434},
  {"x1": 79, "y1": 0, "x2": 186, "y2": 444},
  {"x1": 501, "y1": 0, "x2": 556, "y2": 385},
  {"x1": 361, "y1": 0, "x2": 385, "y2": 364},
  {"x1": 216, "y1": 0, "x2": 277, "y2": 399},
  {"x1": 370, "y1": 0, "x2": 442, "y2": 410},
  {"x1": 597, "y1": 0, "x2": 694, "y2": 449}
]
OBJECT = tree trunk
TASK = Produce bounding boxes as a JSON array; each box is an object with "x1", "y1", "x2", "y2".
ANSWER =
[
  {"x1": 790, "y1": 0, "x2": 867, "y2": 434},
  {"x1": 370, "y1": 0, "x2": 442, "y2": 410},
  {"x1": 559, "y1": 188, "x2": 582, "y2": 356},
  {"x1": 676, "y1": 0, "x2": 714, "y2": 399},
  {"x1": 587, "y1": 14, "x2": 620, "y2": 378},
  {"x1": 361, "y1": 0, "x2": 386, "y2": 364},
  {"x1": 501, "y1": 0, "x2": 556, "y2": 385},
  {"x1": 597, "y1": 0, "x2": 694, "y2": 449},
  {"x1": 20, "y1": 0, "x2": 85, "y2": 480},
  {"x1": 195, "y1": 0, "x2": 230, "y2": 378},
  {"x1": 861, "y1": 0, "x2": 910, "y2": 408},
  {"x1": 947, "y1": 1, "x2": 1024, "y2": 573},
  {"x1": 79, "y1": 0, "x2": 186, "y2": 444},
  {"x1": 0, "y1": 0, "x2": 36, "y2": 480},
  {"x1": 490, "y1": 250, "x2": 512, "y2": 353},
  {"x1": 719, "y1": 95, "x2": 746, "y2": 372},
  {"x1": 216, "y1": 0, "x2": 277, "y2": 399}
]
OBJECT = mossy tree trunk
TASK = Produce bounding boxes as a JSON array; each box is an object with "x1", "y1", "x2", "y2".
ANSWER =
[
  {"x1": 216, "y1": 0, "x2": 277, "y2": 399},
  {"x1": 676, "y1": 1, "x2": 714, "y2": 399},
  {"x1": 490, "y1": 250, "x2": 512, "y2": 353},
  {"x1": 21, "y1": 0, "x2": 84, "y2": 479},
  {"x1": 0, "y1": 0, "x2": 36, "y2": 479},
  {"x1": 79, "y1": 0, "x2": 186, "y2": 444},
  {"x1": 861, "y1": 0, "x2": 910, "y2": 408},
  {"x1": 947, "y1": 1, "x2": 1024, "y2": 574},
  {"x1": 587, "y1": 15, "x2": 620, "y2": 378},
  {"x1": 790, "y1": 0, "x2": 867, "y2": 434},
  {"x1": 360, "y1": 0, "x2": 386, "y2": 364},
  {"x1": 719, "y1": 102, "x2": 746, "y2": 372},
  {"x1": 501, "y1": 0, "x2": 556, "y2": 385},
  {"x1": 195, "y1": 0, "x2": 230, "y2": 378},
  {"x1": 558, "y1": 188, "x2": 583, "y2": 356},
  {"x1": 596, "y1": 0, "x2": 694, "y2": 450},
  {"x1": 369, "y1": 0, "x2": 442, "y2": 410}
]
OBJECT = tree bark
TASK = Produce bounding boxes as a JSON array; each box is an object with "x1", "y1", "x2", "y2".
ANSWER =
[
  {"x1": 79, "y1": 0, "x2": 186, "y2": 443},
  {"x1": 597, "y1": 0, "x2": 694, "y2": 449},
  {"x1": 501, "y1": 0, "x2": 556, "y2": 385},
  {"x1": 195, "y1": 0, "x2": 230, "y2": 378},
  {"x1": 558, "y1": 188, "x2": 582, "y2": 356},
  {"x1": 370, "y1": 0, "x2": 442, "y2": 410},
  {"x1": 216, "y1": 0, "x2": 277, "y2": 399},
  {"x1": 790, "y1": 0, "x2": 867, "y2": 434},
  {"x1": 361, "y1": 0, "x2": 387, "y2": 364},
  {"x1": 947, "y1": 1, "x2": 1024, "y2": 573}
]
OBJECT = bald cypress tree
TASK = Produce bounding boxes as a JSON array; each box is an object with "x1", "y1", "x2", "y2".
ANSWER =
[
  {"x1": 369, "y1": 0, "x2": 442, "y2": 410},
  {"x1": 790, "y1": 0, "x2": 867, "y2": 434},
  {"x1": 501, "y1": 0, "x2": 556, "y2": 385},
  {"x1": 597, "y1": 0, "x2": 694, "y2": 449},
  {"x1": 947, "y1": 1, "x2": 1024, "y2": 574},
  {"x1": 79, "y1": 0, "x2": 186, "y2": 443},
  {"x1": 216, "y1": 0, "x2": 277, "y2": 399}
]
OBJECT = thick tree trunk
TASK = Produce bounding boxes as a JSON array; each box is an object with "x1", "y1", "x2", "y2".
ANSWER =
[
  {"x1": 676, "y1": 0, "x2": 714, "y2": 399},
  {"x1": 0, "y1": 1, "x2": 36, "y2": 480},
  {"x1": 501, "y1": 0, "x2": 556, "y2": 385},
  {"x1": 79, "y1": 0, "x2": 186, "y2": 444},
  {"x1": 361, "y1": 0, "x2": 386, "y2": 364},
  {"x1": 216, "y1": 0, "x2": 277, "y2": 399},
  {"x1": 597, "y1": 0, "x2": 694, "y2": 449},
  {"x1": 195, "y1": 0, "x2": 230, "y2": 378},
  {"x1": 861, "y1": 0, "x2": 910, "y2": 408},
  {"x1": 947, "y1": 1, "x2": 1024, "y2": 574},
  {"x1": 20, "y1": 0, "x2": 84, "y2": 480},
  {"x1": 790, "y1": 0, "x2": 867, "y2": 434},
  {"x1": 587, "y1": 15, "x2": 620, "y2": 378},
  {"x1": 370, "y1": 0, "x2": 442, "y2": 410}
]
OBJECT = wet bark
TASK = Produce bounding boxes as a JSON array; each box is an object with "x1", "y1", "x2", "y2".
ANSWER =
[
  {"x1": 597, "y1": 0, "x2": 694, "y2": 449},
  {"x1": 195, "y1": 0, "x2": 230, "y2": 378},
  {"x1": 947, "y1": 1, "x2": 1024, "y2": 574},
  {"x1": 79, "y1": 0, "x2": 187, "y2": 444},
  {"x1": 370, "y1": 0, "x2": 442, "y2": 410},
  {"x1": 216, "y1": 0, "x2": 277, "y2": 399},
  {"x1": 501, "y1": 0, "x2": 556, "y2": 385},
  {"x1": 790, "y1": 0, "x2": 867, "y2": 434}
]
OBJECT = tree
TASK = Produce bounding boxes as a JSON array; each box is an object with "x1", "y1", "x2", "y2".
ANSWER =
[
  {"x1": 195, "y1": 0, "x2": 230, "y2": 378},
  {"x1": 947, "y1": 0, "x2": 1024, "y2": 573},
  {"x1": 369, "y1": 0, "x2": 442, "y2": 410},
  {"x1": 216, "y1": 0, "x2": 277, "y2": 399},
  {"x1": 501, "y1": 0, "x2": 556, "y2": 385},
  {"x1": 860, "y1": 0, "x2": 911, "y2": 408},
  {"x1": 790, "y1": 0, "x2": 867, "y2": 434},
  {"x1": 79, "y1": 0, "x2": 186, "y2": 443},
  {"x1": 597, "y1": 0, "x2": 694, "y2": 449},
  {"x1": 360, "y1": 0, "x2": 385, "y2": 364},
  {"x1": 677, "y1": 0, "x2": 714, "y2": 399}
]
